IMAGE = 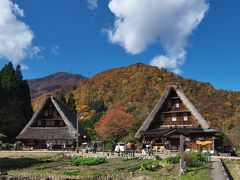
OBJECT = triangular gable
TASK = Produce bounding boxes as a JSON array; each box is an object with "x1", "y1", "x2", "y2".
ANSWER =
[
  {"x1": 17, "y1": 96, "x2": 82, "y2": 139},
  {"x1": 135, "y1": 83, "x2": 210, "y2": 139}
]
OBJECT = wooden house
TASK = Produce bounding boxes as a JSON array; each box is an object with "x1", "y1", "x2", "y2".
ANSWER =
[
  {"x1": 16, "y1": 95, "x2": 84, "y2": 149},
  {"x1": 135, "y1": 83, "x2": 222, "y2": 152}
]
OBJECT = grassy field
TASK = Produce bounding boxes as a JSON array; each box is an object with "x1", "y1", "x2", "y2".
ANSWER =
[{"x1": 0, "y1": 151, "x2": 211, "y2": 180}]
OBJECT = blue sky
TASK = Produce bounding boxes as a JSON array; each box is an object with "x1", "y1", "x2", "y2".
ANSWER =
[{"x1": 0, "y1": 0, "x2": 239, "y2": 91}]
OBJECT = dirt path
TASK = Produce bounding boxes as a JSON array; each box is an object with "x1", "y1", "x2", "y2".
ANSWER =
[{"x1": 210, "y1": 159, "x2": 228, "y2": 180}]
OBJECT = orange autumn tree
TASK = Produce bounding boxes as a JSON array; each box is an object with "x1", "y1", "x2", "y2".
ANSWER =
[{"x1": 95, "y1": 108, "x2": 134, "y2": 142}]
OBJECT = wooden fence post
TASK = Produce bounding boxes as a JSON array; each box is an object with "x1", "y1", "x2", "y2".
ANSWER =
[{"x1": 180, "y1": 135, "x2": 186, "y2": 175}]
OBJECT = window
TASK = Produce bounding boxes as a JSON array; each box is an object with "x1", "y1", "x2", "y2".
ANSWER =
[
  {"x1": 68, "y1": 140, "x2": 73, "y2": 145},
  {"x1": 171, "y1": 113, "x2": 177, "y2": 121},
  {"x1": 49, "y1": 110, "x2": 53, "y2": 116},
  {"x1": 46, "y1": 120, "x2": 55, "y2": 127},
  {"x1": 53, "y1": 111, "x2": 57, "y2": 117},
  {"x1": 160, "y1": 114, "x2": 165, "y2": 121},
  {"x1": 55, "y1": 120, "x2": 59, "y2": 127},
  {"x1": 44, "y1": 110, "x2": 48, "y2": 117},
  {"x1": 168, "y1": 100, "x2": 172, "y2": 108},
  {"x1": 59, "y1": 121, "x2": 64, "y2": 126},
  {"x1": 46, "y1": 140, "x2": 56, "y2": 145},
  {"x1": 57, "y1": 140, "x2": 62, "y2": 145},
  {"x1": 175, "y1": 99, "x2": 180, "y2": 108},
  {"x1": 183, "y1": 113, "x2": 188, "y2": 121},
  {"x1": 37, "y1": 120, "x2": 41, "y2": 126}
]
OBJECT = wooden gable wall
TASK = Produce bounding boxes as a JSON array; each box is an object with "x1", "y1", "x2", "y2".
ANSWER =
[
  {"x1": 31, "y1": 99, "x2": 66, "y2": 127},
  {"x1": 149, "y1": 89, "x2": 199, "y2": 129}
]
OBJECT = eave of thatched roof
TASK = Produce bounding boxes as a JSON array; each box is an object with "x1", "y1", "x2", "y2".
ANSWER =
[
  {"x1": 16, "y1": 127, "x2": 76, "y2": 140},
  {"x1": 135, "y1": 83, "x2": 211, "y2": 139},
  {"x1": 16, "y1": 96, "x2": 84, "y2": 140}
]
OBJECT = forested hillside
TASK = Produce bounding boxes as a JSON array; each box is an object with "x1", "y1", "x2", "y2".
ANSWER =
[{"x1": 31, "y1": 64, "x2": 240, "y2": 145}]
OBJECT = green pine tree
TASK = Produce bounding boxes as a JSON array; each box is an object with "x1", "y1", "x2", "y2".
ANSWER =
[
  {"x1": 56, "y1": 89, "x2": 67, "y2": 104},
  {"x1": 0, "y1": 62, "x2": 15, "y2": 92},
  {"x1": 0, "y1": 63, "x2": 33, "y2": 142}
]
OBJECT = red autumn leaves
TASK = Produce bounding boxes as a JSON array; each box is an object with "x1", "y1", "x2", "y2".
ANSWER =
[{"x1": 95, "y1": 108, "x2": 133, "y2": 141}]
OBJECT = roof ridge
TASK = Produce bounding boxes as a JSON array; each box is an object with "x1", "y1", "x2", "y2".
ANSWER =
[{"x1": 52, "y1": 96, "x2": 76, "y2": 114}]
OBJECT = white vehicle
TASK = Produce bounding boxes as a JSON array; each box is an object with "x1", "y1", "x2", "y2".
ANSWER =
[{"x1": 115, "y1": 142, "x2": 125, "y2": 152}]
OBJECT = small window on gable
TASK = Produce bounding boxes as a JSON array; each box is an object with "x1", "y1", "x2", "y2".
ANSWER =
[
  {"x1": 46, "y1": 120, "x2": 55, "y2": 127},
  {"x1": 183, "y1": 113, "x2": 188, "y2": 121},
  {"x1": 59, "y1": 121, "x2": 64, "y2": 126},
  {"x1": 37, "y1": 120, "x2": 41, "y2": 126},
  {"x1": 49, "y1": 110, "x2": 53, "y2": 116},
  {"x1": 168, "y1": 100, "x2": 172, "y2": 108},
  {"x1": 53, "y1": 111, "x2": 57, "y2": 117},
  {"x1": 171, "y1": 113, "x2": 177, "y2": 121},
  {"x1": 160, "y1": 114, "x2": 164, "y2": 121},
  {"x1": 44, "y1": 110, "x2": 48, "y2": 117},
  {"x1": 175, "y1": 99, "x2": 180, "y2": 108}
]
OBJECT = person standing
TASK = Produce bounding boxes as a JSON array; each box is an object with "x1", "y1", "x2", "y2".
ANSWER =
[
  {"x1": 146, "y1": 141, "x2": 150, "y2": 155},
  {"x1": 93, "y1": 141, "x2": 97, "y2": 153},
  {"x1": 63, "y1": 143, "x2": 66, "y2": 151},
  {"x1": 131, "y1": 143, "x2": 136, "y2": 157},
  {"x1": 142, "y1": 141, "x2": 146, "y2": 155},
  {"x1": 115, "y1": 144, "x2": 121, "y2": 156},
  {"x1": 111, "y1": 143, "x2": 115, "y2": 155},
  {"x1": 149, "y1": 141, "x2": 154, "y2": 156}
]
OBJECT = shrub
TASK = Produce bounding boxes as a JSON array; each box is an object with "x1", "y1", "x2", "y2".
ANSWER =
[
  {"x1": 1, "y1": 143, "x2": 13, "y2": 150},
  {"x1": 185, "y1": 152, "x2": 207, "y2": 167},
  {"x1": 154, "y1": 155, "x2": 161, "y2": 160},
  {"x1": 70, "y1": 157, "x2": 106, "y2": 166},
  {"x1": 140, "y1": 162, "x2": 161, "y2": 171},
  {"x1": 164, "y1": 155, "x2": 180, "y2": 164}
]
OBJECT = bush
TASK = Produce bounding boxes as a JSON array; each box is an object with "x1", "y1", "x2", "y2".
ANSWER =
[
  {"x1": 70, "y1": 157, "x2": 106, "y2": 166},
  {"x1": 164, "y1": 155, "x2": 180, "y2": 164},
  {"x1": 185, "y1": 152, "x2": 207, "y2": 167},
  {"x1": 140, "y1": 162, "x2": 161, "y2": 171},
  {"x1": 154, "y1": 155, "x2": 161, "y2": 160},
  {"x1": 1, "y1": 143, "x2": 13, "y2": 150}
]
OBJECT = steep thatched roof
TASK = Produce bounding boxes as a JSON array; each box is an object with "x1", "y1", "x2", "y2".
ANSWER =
[
  {"x1": 16, "y1": 96, "x2": 84, "y2": 140},
  {"x1": 135, "y1": 83, "x2": 211, "y2": 139},
  {"x1": 17, "y1": 127, "x2": 76, "y2": 140}
]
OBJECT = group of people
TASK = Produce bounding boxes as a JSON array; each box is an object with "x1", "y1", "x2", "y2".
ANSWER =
[
  {"x1": 46, "y1": 142, "x2": 53, "y2": 150},
  {"x1": 141, "y1": 140, "x2": 154, "y2": 156},
  {"x1": 114, "y1": 142, "x2": 136, "y2": 157}
]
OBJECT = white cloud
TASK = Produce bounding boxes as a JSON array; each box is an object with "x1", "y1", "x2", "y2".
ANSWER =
[
  {"x1": 51, "y1": 45, "x2": 59, "y2": 55},
  {"x1": 87, "y1": 0, "x2": 98, "y2": 10},
  {"x1": 106, "y1": 0, "x2": 209, "y2": 73},
  {"x1": 0, "y1": 0, "x2": 40, "y2": 64},
  {"x1": 20, "y1": 64, "x2": 29, "y2": 70}
]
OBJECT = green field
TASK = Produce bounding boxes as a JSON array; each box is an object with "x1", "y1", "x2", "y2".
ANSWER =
[{"x1": 0, "y1": 152, "x2": 211, "y2": 180}]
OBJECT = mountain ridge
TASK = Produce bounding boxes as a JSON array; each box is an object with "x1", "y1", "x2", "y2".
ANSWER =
[{"x1": 28, "y1": 72, "x2": 86, "y2": 99}]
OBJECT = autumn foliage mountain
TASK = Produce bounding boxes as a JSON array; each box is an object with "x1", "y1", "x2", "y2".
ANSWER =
[{"x1": 30, "y1": 63, "x2": 240, "y2": 145}]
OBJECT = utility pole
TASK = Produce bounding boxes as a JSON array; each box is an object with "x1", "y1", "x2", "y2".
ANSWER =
[{"x1": 76, "y1": 115, "x2": 79, "y2": 150}]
